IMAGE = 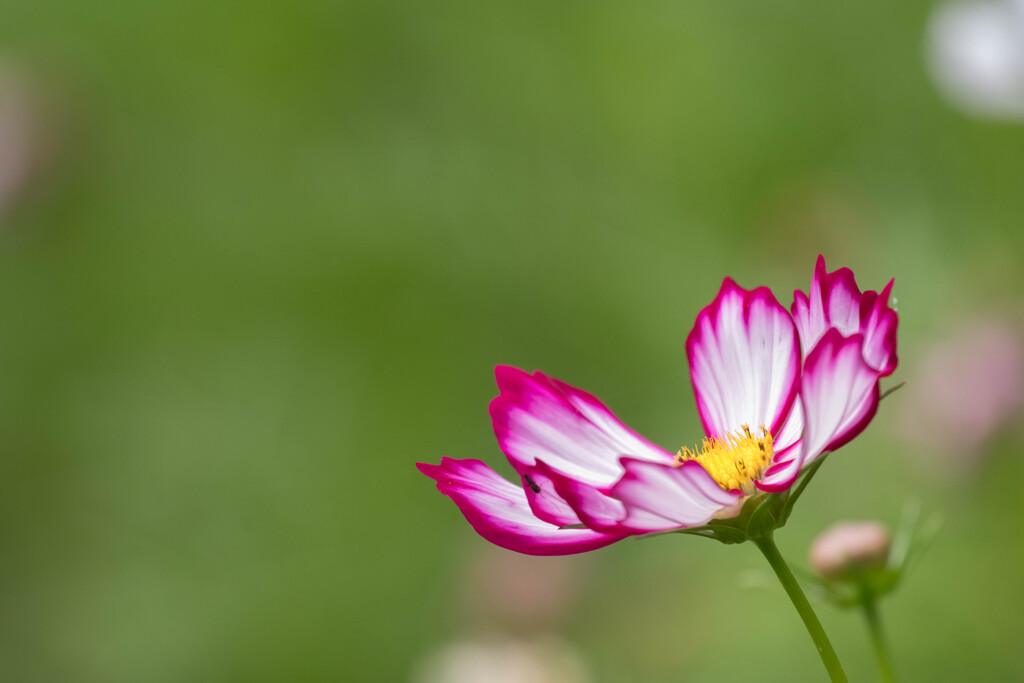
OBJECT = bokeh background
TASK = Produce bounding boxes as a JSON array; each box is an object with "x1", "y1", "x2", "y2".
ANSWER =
[{"x1": 1, "y1": 0, "x2": 1023, "y2": 681}]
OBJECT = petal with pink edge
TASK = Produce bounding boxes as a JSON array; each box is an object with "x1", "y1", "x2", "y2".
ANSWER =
[
  {"x1": 417, "y1": 458, "x2": 625, "y2": 556},
  {"x1": 792, "y1": 256, "x2": 862, "y2": 355},
  {"x1": 490, "y1": 366, "x2": 675, "y2": 487},
  {"x1": 757, "y1": 330, "x2": 881, "y2": 492},
  {"x1": 771, "y1": 395, "x2": 804, "y2": 456},
  {"x1": 792, "y1": 256, "x2": 898, "y2": 376},
  {"x1": 687, "y1": 279, "x2": 801, "y2": 440},
  {"x1": 755, "y1": 407, "x2": 805, "y2": 493},
  {"x1": 608, "y1": 459, "x2": 741, "y2": 533},
  {"x1": 859, "y1": 280, "x2": 899, "y2": 376},
  {"x1": 544, "y1": 466, "x2": 631, "y2": 533},
  {"x1": 520, "y1": 465, "x2": 586, "y2": 528},
  {"x1": 518, "y1": 458, "x2": 619, "y2": 529},
  {"x1": 801, "y1": 330, "x2": 882, "y2": 458}
]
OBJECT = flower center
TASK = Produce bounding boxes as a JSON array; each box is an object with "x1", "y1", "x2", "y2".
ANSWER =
[{"x1": 674, "y1": 425, "x2": 774, "y2": 495}]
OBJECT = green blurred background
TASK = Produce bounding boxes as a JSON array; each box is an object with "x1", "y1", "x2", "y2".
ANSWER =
[{"x1": 0, "y1": 0, "x2": 1022, "y2": 681}]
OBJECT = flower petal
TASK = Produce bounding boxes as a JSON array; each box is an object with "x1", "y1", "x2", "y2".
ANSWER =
[
  {"x1": 792, "y1": 255, "x2": 899, "y2": 375},
  {"x1": 607, "y1": 459, "x2": 741, "y2": 533},
  {"x1": 772, "y1": 395, "x2": 804, "y2": 455},
  {"x1": 490, "y1": 366, "x2": 674, "y2": 487},
  {"x1": 757, "y1": 329, "x2": 881, "y2": 492},
  {"x1": 800, "y1": 330, "x2": 882, "y2": 458},
  {"x1": 859, "y1": 280, "x2": 899, "y2": 376},
  {"x1": 417, "y1": 458, "x2": 625, "y2": 556},
  {"x1": 518, "y1": 460, "x2": 596, "y2": 527},
  {"x1": 687, "y1": 278, "x2": 801, "y2": 440},
  {"x1": 514, "y1": 459, "x2": 630, "y2": 533},
  {"x1": 792, "y1": 256, "x2": 862, "y2": 351},
  {"x1": 755, "y1": 407, "x2": 806, "y2": 492}
]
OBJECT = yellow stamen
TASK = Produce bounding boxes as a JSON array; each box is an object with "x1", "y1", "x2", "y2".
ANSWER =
[{"x1": 674, "y1": 425, "x2": 774, "y2": 495}]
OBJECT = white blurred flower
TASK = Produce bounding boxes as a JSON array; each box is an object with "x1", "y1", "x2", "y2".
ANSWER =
[
  {"x1": 412, "y1": 636, "x2": 590, "y2": 683},
  {"x1": 927, "y1": 0, "x2": 1024, "y2": 119}
]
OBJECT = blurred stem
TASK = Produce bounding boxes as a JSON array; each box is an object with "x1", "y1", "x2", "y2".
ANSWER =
[
  {"x1": 754, "y1": 534, "x2": 848, "y2": 683},
  {"x1": 862, "y1": 595, "x2": 896, "y2": 683}
]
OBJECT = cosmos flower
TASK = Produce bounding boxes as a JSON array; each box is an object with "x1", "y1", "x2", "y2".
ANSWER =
[{"x1": 418, "y1": 257, "x2": 899, "y2": 555}]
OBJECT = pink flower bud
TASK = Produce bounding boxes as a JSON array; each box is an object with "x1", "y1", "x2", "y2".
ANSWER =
[{"x1": 808, "y1": 521, "x2": 891, "y2": 580}]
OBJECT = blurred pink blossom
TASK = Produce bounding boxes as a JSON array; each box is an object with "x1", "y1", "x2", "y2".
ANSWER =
[
  {"x1": 900, "y1": 320, "x2": 1024, "y2": 472},
  {"x1": 411, "y1": 546, "x2": 592, "y2": 683},
  {"x1": 463, "y1": 546, "x2": 586, "y2": 630},
  {"x1": 0, "y1": 63, "x2": 41, "y2": 218}
]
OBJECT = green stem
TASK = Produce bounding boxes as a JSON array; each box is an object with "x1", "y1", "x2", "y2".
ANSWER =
[
  {"x1": 780, "y1": 457, "x2": 826, "y2": 519},
  {"x1": 753, "y1": 534, "x2": 848, "y2": 682},
  {"x1": 862, "y1": 596, "x2": 896, "y2": 683}
]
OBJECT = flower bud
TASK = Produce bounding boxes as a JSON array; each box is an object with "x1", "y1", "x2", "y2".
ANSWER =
[{"x1": 808, "y1": 521, "x2": 891, "y2": 580}]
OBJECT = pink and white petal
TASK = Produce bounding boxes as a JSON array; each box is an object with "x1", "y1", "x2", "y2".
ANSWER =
[
  {"x1": 754, "y1": 413, "x2": 804, "y2": 492},
  {"x1": 519, "y1": 464, "x2": 586, "y2": 528},
  {"x1": 756, "y1": 454, "x2": 801, "y2": 492},
  {"x1": 771, "y1": 395, "x2": 804, "y2": 455},
  {"x1": 792, "y1": 255, "x2": 863, "y2": 357},
  {"x1": 791, "y1": 289, "x2": 813, "y2": 352},
  {"x1": 417, "y1": 458, "x2": 625, "y2": 556},
  {"x1": 800, "y1": 330, "x2": 882, "y2": 459},
  {"x1": 607, "y1": 459, "x2": 741, "y2": 533},
  {"x1": 687, "y1": 279, "x2": 801, "y2": 440},
  {"x1": 519, "y1": 459, "x2": 634, "y2": 535},
  {"x1": 490, "y1": 366, "x2": 675, "y2": 487},
  {"x1": 756, "y1": 401, "x2": 805, "y2": 492},
  {"x1": 859, "y1": 280, "x2": 899, "y2": 376},
  {"x1": 794, "y1": 256, "x2": 899, "y2": 376},
  {"x1": 758, "y1": 330, "x2": 881, "y2": 492},
  {"x1": 551, "y1": 475, "x2": 630, "y2": 534}
]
